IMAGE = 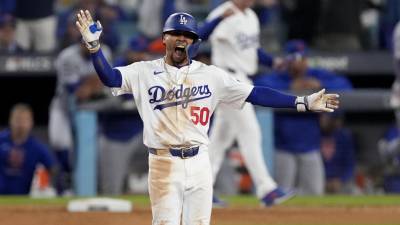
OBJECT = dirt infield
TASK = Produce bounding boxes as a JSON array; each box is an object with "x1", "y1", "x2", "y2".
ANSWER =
[{"x1": 1, "y1": 205, "x2": 400, "y2": 225}]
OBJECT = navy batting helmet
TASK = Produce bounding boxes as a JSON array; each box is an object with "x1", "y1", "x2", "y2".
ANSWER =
[{"x1": 163, "y1": 12, "x2": 199, "y2": 41}]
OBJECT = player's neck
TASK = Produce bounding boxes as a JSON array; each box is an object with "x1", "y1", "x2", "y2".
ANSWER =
[{"x1": 164, "y1": 56, "x2": 190, "y2": 68}]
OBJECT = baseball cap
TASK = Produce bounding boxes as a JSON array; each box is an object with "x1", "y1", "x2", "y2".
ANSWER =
[
  {"x1": 285, "y1": 39, "x2": 307, "y2": 59},
  {"x1": 128, "y1": 35, "x2": 149, "y2": 52}
]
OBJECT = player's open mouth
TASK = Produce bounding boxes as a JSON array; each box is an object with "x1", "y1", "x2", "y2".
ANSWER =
[{"x1": 174, "y1": 45, "x2": 186, "y2": 57}]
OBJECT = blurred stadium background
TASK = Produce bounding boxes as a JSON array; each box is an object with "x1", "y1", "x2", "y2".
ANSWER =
[{"x1": 1, "y1": 0, "x2": 400, "y2": 200}]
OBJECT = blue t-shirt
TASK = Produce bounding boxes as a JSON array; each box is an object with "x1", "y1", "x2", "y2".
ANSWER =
[
  {"x1": 253, "y1": 68, "x2": 352, "y2": 153},
  {"x1": 0, "y1": 130, "x2": 55, "y2": 195}
]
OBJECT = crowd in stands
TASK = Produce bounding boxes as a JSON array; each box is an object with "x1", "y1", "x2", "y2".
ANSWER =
[{"x1": 0, "y1": 0, "x2": 399, "y2": 55}]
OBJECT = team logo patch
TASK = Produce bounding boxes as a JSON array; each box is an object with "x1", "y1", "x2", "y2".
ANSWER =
[
  {"x1": 179, "y1": 15, "x2": 188, "y2": 25},
  {"x1": 148, "y1": 84, "x2": 212, "y2": 110}
]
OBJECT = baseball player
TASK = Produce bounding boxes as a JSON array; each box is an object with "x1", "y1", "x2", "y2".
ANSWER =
[
  {"x1": 76, "y1": 9, "x2": 339, "y2": 225},
  {"x1": 48, "y1": 42, "x2": 111, "y2": 194},
  {"x1": 391, "y1": 21, "x2": 400, "y2": 121},
  {"x1": 203, "y1": 0, "x2": 290, "y2": 205}
]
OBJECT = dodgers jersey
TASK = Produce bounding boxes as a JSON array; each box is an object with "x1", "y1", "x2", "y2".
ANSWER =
[
  {"x1": 112, "y1": 59, "x2": 253, "y2": 149},
  {"x1": 207, "y1": 1, "x2": 260, "y2": 76}
]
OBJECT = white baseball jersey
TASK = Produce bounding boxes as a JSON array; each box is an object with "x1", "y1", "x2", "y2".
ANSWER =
[
  {"x1": 54, "y1": 44, "x2": 112, "y2": 97},
  {"x1": 391, "y1": 22, "x2": 400, "y2": 107},
  {"x1": 111, "y1": 59, "x2": 253, "y2": 149},
  {"x1": 207, "y1": 1, "x2": 260, "y2": 77},
  {"x1": 49, "y1": 44, "x2": 111, "y2": 149},
  {"x1": 206, "y1": 2, "x2": 279, "y2": 199},
  {"x1": 394, "y1": 22, "x2": 400, "y2": 62}
]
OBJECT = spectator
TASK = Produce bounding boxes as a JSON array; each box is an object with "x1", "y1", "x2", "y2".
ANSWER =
[
  {"x1": 320, "y1": 111, "x2": 358, "y2": 194},
  {"x1": 0, "y1": 103, "x2": 56, "y2": 195},
  {"x1": 48, "y1": 42, "x2": 111, "y2": 195},
  {"x1": 377, "y1": 124, "x2": 400, "y2": 193},
  {"x1": 137, "y1": 0, "x2": 187, "y2": 40},
  {"x1": 0, "y1": 14, "x2": 23, "y2": 53},
  {"x1": 390, "y1": 20, "x2": 400, "y2": 112},
  {"x1": 113, "y1": 35, "x2": 151, "y2": 67},
  {"x1": 57, "y1": 13, "x2": 82, "y2": 50},
  {"x1": 314, "y1": 0, "x2": 363, "y2": 51},
  {"x1": 379, "y1": 0, "x2": 400, "y2": 50},
  {"x1": 253, "y1": 40, "x2": 352, "y2": 195},
  {"x1": 0, "y1": 0, "x2": 15, "y2": 15},
  {"x1": 385, "y1": 19, "x2": 400, "y2": 194},
  {"x1": 57, "y1": 0, "x2": 122, "y2": 52},
  {"x1": 97, "y1": 35, "x2": 148, "y2": 195},
  {"x1": 280, "y1": 0, "x2": 321, "y2": 45},
  {"x1": 14, "y1": 0, "x2": 57, "y2": 52}
]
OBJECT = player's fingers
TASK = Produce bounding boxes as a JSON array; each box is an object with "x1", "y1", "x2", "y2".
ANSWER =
[
  {"x1": 75, "y1": 21, "x2": 83, "y2": 32},
  {"x1": 314, "y1": 89, "x2": 326, "y2": 100},
  {"x1": 77, "y1": 11, "x2": 86, "y2": 28},
  {"x1": 325, "y1": 93, "x2": 340, "y2": 100},
  {"x1": 85, "y1": 10, "x2": 93, "y2": 23},
  {"x1": 321, "y1": 107, "x2": 334, "y2": 113},
  {"x1": 80, "y1": 9, "x2": 88, "y2": 24},
  {"x1": 326, "y1": 103, "x2": 339, "y2": 109}
]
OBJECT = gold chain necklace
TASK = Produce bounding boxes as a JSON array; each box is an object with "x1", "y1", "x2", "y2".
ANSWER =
[{"x1": 163, "y1": 57, "x2": 190, "y2": 86}]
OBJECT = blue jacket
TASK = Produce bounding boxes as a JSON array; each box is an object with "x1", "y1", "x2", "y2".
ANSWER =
[{"x1": 253, "y1": 68, "x2": 352, "y2": 153}]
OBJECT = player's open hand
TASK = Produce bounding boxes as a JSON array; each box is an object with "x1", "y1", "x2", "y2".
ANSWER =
[
  {"x1": 75, "y1": 9, "x2": 102, "y2": 52},
  {"x1": 296, "y1": 89, "x2": 340, "y2": 112}
]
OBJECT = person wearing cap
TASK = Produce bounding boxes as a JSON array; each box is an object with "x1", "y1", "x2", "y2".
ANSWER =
[
  {"x1": 0, "y1": 15, "x2": 23, "y2": 53},
  {"x1": 254, "y1": 39, "x2": 352, "y2": 195},
  {"x1": 14, "y1": 0, "x2": 57, "y2": 52}
]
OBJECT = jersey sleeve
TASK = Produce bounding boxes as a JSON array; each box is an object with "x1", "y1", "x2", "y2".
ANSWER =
[
  {"x1": 217, "y1": 68, "x2": 253, "y2": 109},
  {"x1": 206, "y1": 5, "x2": 231, "y2": 40},
  {"x1": 394, "y1": 22, "x2": 400, "y2": 59},
  {"x1": 111, "y1": 62, "x2": 140, "y2": 96}
]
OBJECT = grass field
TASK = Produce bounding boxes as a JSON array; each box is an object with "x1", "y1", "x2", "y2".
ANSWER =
[
  {"x1": 1, "y1": 194, "x2": 400, "y2": 207},
  {"x1": 1, "y1": 195, "x2": 400, "y2": 225}
]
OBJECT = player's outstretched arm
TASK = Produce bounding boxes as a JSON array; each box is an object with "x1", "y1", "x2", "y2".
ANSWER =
[
  {"x1": 76, "y1": 9, "x2": 122, "y2": 88},
  {"x1": 246, "y1": 87, "x2": 340, "y2": 112}
]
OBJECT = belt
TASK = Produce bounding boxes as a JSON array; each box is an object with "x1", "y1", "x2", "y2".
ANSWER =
[{"x1": 149, "y1": 146, "x2": 200, "y2": 159}]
